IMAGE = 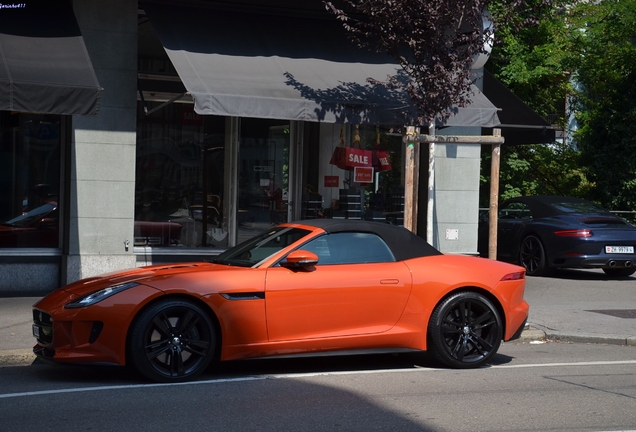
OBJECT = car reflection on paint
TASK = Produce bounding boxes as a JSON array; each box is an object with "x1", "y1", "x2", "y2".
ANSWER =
[{"x1": 33, "y1": 219, "x2": 528, "y2": 383}]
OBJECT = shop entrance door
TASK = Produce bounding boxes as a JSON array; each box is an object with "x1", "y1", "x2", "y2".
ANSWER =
[{"x1": 236, "y1": 118, "x2": 295, "y2": 243}]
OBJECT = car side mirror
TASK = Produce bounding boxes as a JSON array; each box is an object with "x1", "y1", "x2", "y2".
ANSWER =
[{"x1": 281, "y1": 250, "x2": 319, "y2": 268}]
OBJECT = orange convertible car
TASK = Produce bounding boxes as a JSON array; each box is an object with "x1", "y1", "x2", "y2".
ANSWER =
[{"x1": 33, "y1": 220, "x2": 528, "y2": 382}]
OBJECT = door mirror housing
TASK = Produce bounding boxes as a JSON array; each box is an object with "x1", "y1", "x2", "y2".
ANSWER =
[{"x1": 281, "y1": 250, "x2": 319, "y2": 268}]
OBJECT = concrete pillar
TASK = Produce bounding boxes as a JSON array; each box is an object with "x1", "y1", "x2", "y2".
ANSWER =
[{"x1": 63, "y1": 0, "x2": 138, "y2": 284}]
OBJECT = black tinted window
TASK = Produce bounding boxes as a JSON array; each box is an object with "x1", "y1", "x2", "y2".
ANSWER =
[
  {"x1": 302, "y1": 232, "x2": 395, "y2": 265},
  {"x1": 499, "y1": 202, "x2": 532, "y2": 220}
]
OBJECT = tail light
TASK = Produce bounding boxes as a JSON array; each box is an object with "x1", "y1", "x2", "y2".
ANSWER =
[
  {"x1": 501, "y1": 271, "x2": 525, "y2": 281},
  {"x1": 554, "y1": 229, "x2": 593, "y2": 238}
]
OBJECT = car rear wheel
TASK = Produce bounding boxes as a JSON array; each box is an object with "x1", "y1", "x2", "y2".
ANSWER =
[
  {"x1": 519, "y1": 235, "x2": 551, "y2": 276},
  {"x1": 602, "y1": 267, "x2": 636, "y2": 278},
  {"x1": 428, "y1": 292, "x2": 502, "y2": 369},
  {"x1": 129, "y1": 299, "x2": 216, "y2": 383}
]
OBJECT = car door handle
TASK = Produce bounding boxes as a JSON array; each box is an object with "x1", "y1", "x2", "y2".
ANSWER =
[{"x1": 380, "y1": 279, "x2": 399, "y2": 284}]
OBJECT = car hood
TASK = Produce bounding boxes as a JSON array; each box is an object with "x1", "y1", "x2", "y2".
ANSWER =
[{"x1": 59, "y1": 262, "x2": 245, "y2": 298}]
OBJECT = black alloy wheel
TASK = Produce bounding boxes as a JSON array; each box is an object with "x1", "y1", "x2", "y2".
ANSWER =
[
  {"x1": 129, "y1": 299, "x2": 216, "y2": 383},
  {"x1": 428, "y1": 292, "x2": 502, "y2": 369},
  {"x1": 519, "y1": 235, "x2": 551, "y2": 276}
]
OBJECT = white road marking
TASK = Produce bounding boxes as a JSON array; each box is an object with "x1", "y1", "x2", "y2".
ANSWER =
[{"x1": 1, "y1": 360, "x2": 636, "y2": 399}]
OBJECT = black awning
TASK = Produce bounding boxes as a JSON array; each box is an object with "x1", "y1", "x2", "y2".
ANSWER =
[
  {"x1": 0, "y1": 0, "x2": 101, "y2": 116},
  {"x1": 482, "y1": 71, "x2": 556, "y2": 145},
  {"x1": 142, "y1": 2, "x2": 500, "y2": 127}
]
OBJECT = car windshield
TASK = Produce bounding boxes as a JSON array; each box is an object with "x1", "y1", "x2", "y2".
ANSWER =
[
  {"x1": 3, "y1": 203, "x2": 57, "y2": 228},
  {"x1": 551, "y1": 201, "x2": 607, "y2": 214},
  {"x1": 213, "y1": 227, "x2": 311, "y2": 267}
]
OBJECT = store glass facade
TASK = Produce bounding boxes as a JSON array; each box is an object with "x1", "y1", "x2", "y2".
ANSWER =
[
  {"x1": 135, "y1": 101, "x2": 226, "y2": 248},
  {"x1": 0, "y1": 111, "x2": 62, "y2": 248},
  {"x1": 134, "y1": 106, "x2": 406, "y2": 252}
]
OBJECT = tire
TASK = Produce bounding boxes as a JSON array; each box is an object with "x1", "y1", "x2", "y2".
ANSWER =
[
  {"x1": 519, "y1": 235, "x2": 551, "y2": 276},
  {"x1": 602, "y1": 267, "x2": 636, "y2": 278},
  {"x1": 128, "y1": 299, "x2": 216, "y2": 383},
  {"x1": 428, "y1": 292, "x2": 502, "y2": 369}
]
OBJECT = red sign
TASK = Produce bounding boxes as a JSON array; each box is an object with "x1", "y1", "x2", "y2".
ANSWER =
[
  {"x1": 181, "y1": 107, "x2": 203, "y2": 125},
  {"x1": 354, "y1": 167, "x2": 374, "y2": 183},
  {"x1": 324, "y1": 175, "x2": 339, "y2": 188}
]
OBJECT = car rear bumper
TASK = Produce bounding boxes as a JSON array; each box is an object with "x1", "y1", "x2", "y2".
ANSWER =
[{"x1": 551, "y1": 255, "x2": 635, "y2": 269}]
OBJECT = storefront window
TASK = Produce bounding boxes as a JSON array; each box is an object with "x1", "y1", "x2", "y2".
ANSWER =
[
  {"x1": 135, "y1": 102, "x2": 226, "y2": 248},
  {"x1": 237, "y1": 118, "x2": 290, "y2": 243},
  {"x1": 0, "y1": 112, "x2": 61, "y2": 248},
  {"x1": 302, "y1": 123, "x2": 405, "y2": 226}
]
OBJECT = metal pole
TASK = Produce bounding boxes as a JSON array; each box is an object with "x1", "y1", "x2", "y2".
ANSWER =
[{"x1": 426, "y1": 122, "x2": 435, "y2": 246}]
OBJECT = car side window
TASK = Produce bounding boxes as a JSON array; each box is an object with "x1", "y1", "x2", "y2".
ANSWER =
[
  {"x1": 301, "y1": 232, "x2": 396, "y2": 265},
  {"x1": 499, "y1": 202, "x2": 532, "y2": 220}
]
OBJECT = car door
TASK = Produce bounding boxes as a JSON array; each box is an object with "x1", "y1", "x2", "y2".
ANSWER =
[
  {"x1": 265, "y1": 232, "x2": 412, "y2": 342},
  {"x1": 497, "y1": 201, "x2": 532, "y2": 261}
]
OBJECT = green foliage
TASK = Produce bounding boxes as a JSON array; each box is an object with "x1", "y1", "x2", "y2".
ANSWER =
[
  {"x1": 325, "y1": 0, "x2": 556, "y2": 125},
  {"x1": 568, "y1": 0, "x2": 636, "y2": 211},
  {"x1": 487, "y1": 0, "x2": 573, "y2": 123},
  {"x1": 484, "y1": 0, "x2": 636, "y2": 212},
  {"x1": 480, "y1": 142, "x2": 592, "y2": 207}
]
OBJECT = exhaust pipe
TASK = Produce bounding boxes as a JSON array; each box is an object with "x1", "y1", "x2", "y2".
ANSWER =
[
  {"x1": 608, "y1": 260, "x2": 617, "y2": 267},
  {"x1": 626, "y1": 261, "x2": 633, "y2": 268}
]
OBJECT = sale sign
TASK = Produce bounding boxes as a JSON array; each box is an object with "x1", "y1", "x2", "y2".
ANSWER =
[
  {"x1": 324, "y1": 175, "x2": 339, "y2": 187},
  {"x1": 354, "y1": 167, "x2": 374, "y2": 183}
]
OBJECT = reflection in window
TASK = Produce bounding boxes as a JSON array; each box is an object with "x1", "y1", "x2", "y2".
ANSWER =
[
  {"x1": 215, "y1": 227, "x2": 310, "y2": 267},
  {"x1": 302, "y1": 232, "x2": 395, "y2": 265},
  {"x1": 0, "y1": 112, "x2": 61, "y2": 248},
  {"x1": 499, "y1": 202, "x2": 532, "y2": 220},
  {"x1": 135, "y1": 102, "x2": 226, "y2": 248}
]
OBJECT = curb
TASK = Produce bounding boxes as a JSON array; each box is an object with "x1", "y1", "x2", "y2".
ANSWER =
[
  {"x1": 544, "y1": 332, "x2": 636, "y2": 347},
  {"x1": 0, "y1": 349, "x2": 36, "y2": 367}
]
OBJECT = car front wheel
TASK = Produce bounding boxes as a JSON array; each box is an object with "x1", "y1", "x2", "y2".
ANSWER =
[
  {"x1": 519, "y1": 235, "x2": 551, "y2": 276},
  {"x1": 128, "y1": 299, "x2": 216, "y2": 383},
  {"x1": 428, "y1": 292, "x2": 503, "y2": 369}
]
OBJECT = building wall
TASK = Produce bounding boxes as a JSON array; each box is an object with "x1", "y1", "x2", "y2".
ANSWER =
[
  {"x1": 431, "y1": 133, "x2": 482, "y2": 254},
  {"x1": 62, "y1": 0, "x2": 138, "y2": 285}
]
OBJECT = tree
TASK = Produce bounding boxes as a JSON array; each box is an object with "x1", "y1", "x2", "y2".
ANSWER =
[
  {"x1": 568, "y1": 0, "x2": 636, "y2": 212},
  {"x1": 485, "y1": 0, "x2": 636, "y2": 212},
  {"x1": 324, "y1": 0, "x2": 554, "y2": 126}
]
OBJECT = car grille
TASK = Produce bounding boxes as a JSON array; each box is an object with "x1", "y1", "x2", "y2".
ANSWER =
[{"x1": 33, "y1": 309, "x2": 53, "y2": 344}]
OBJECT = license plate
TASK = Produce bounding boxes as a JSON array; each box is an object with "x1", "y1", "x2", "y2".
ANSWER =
[
  {"x1": 32, "y1": 324, "x2": 40, "y2": 338},
  {"x1": 605, "y1": 246, "x2": 634, "y2": 254}
]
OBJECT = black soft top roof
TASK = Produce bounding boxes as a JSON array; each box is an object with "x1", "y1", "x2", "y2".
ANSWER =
[
  {"x1": 294, "y1": 219, "x2": 442, "y2": 261},
  {"x1": 506, "y1": 196, "x2": 608, "y2": 219}
]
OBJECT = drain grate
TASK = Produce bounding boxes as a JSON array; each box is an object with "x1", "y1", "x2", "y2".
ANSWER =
[{"x1": 586, "y1": 309, "x2": 636, "y2": 319}]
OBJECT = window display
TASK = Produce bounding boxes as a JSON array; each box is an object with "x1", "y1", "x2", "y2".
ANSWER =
[{"x1": 0, "y1": 112, "x2": 61, "y2": 248}]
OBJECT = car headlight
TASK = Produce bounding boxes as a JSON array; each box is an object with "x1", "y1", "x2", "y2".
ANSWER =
[{"x1": 64, "y1": 282, "x2": 139, "y2": 309}]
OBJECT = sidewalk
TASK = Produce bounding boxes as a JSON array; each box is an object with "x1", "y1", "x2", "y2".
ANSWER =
[{"x1": 2, "y1": 270, "x2": 635, "y2": 366}]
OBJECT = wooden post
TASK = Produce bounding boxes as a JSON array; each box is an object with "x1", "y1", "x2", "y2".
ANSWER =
[
  {"x1": 402, "y1": 129, "x2": 504, "y2": 259},
  {"x1": 488, "y1": 129, "x2": 502, "y2": 260},
  {"x1": 404, "y1": 126, "x2": 419, "y2": 233}
]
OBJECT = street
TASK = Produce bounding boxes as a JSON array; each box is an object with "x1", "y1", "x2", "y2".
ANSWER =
[
  {"x1": 1, "y1": 341, "x2": 635, "y2": 431},
  {"x1": 1, "y1": 268, "x2": 635, "y2": 431}
]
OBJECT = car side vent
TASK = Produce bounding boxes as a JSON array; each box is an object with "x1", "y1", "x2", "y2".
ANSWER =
[
  {"x1": 220, "y1": 292, "x2": 265, "y2": 301},
  {"x1": 579, "y1": 217, "x2": 628, "y2": 226}
]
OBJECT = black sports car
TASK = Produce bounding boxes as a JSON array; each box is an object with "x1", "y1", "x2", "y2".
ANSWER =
[{"x1": 478, "y1": 196, "x2": 636, "y2": 277}]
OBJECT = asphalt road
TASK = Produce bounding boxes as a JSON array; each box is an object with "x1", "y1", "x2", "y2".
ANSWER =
[{"x1": 1, "y1": 342, "x2": 635, "y2": 432}]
